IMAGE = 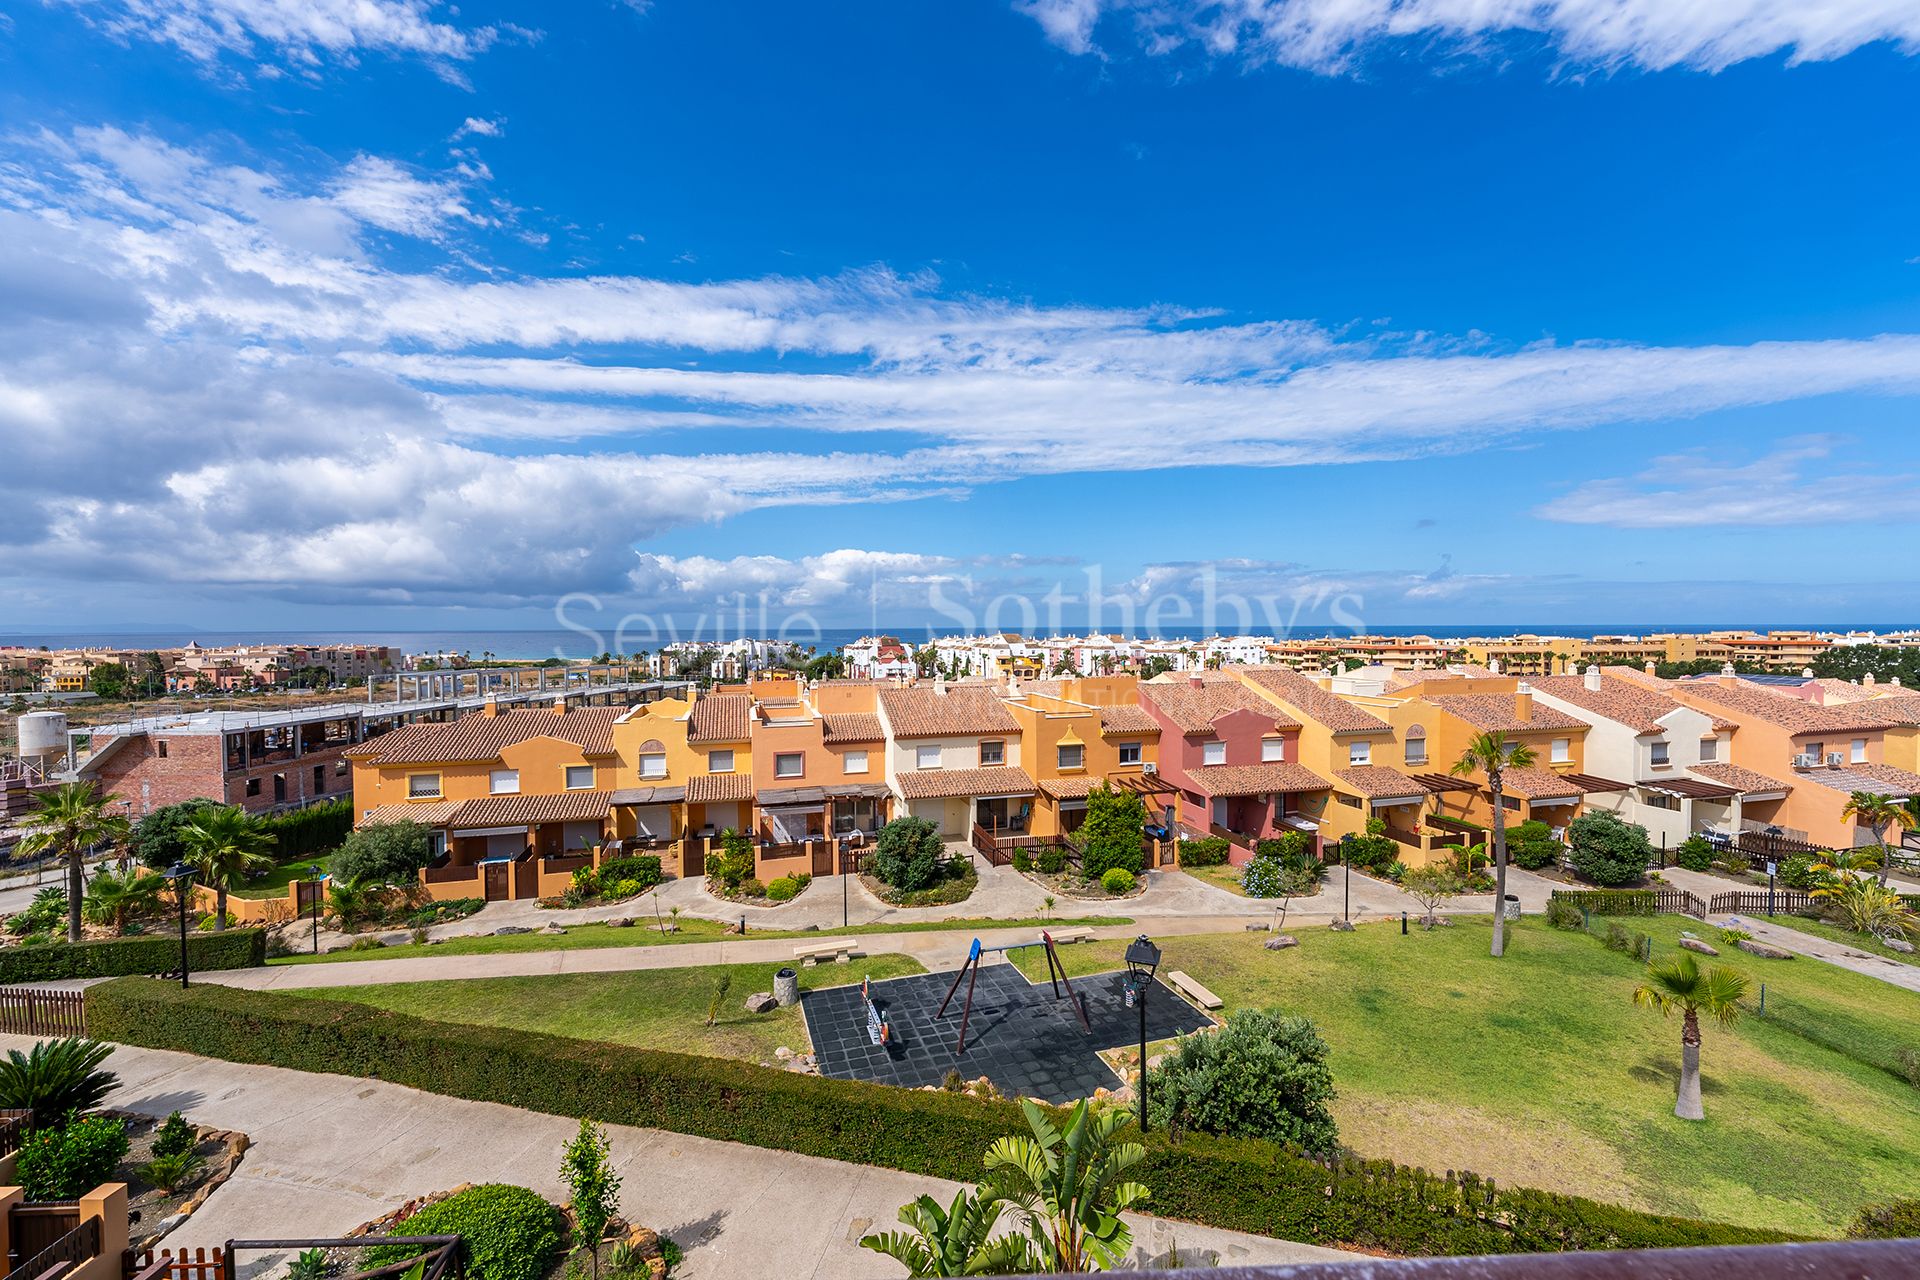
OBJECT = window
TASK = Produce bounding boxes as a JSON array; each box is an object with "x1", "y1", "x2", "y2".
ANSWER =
[
  {"x1": 156, "y1": 740, "x2": 168, "y2": 759},
  {"x1": 1851, "y1": 738, "x2": 1868, "y2": 764},
  {"x1": 1644, "y1": 791, "x2": 1681, "y2": 812},
  {"x1": 408, "y1": 773, "x2": 441, "y2": 798},
  {"x1": 775, "y1": 752, "x2": 804, "y2": 778},
  {"x1": 1807, "y1": 742, "x2": 1824, "y2": 762},
  {"x1": 844, "y1": 749, "x2": 869, "y2": 774},
  {"x1": 1549, "y1": 738, "x2": 1570, "y2": 764},
  {"x1": 707, "y1": 750, "x2": 735, "y2": 774},
  {"x1": 916, "y1": 745, "x2": 942, "y2": 770},
  {"x1": 273, "y1": 773, "x2": 286, "y2": 803},
  {"x1": 1648, "y1": 740, "x2": 1668, "y2": 767},
  {"x1": 979, "y1": 740, "x2": 1005, "y2": 767},
  {"x1": 313, "y1": 764, "x2": 325, "y2": 793},
  {"x1": 1404, "y1": 739, "x2": 1428, "y2": 766},
  {"x1": 1500, "y1": 794, "x2": 1521, "y2": 812},
  {"x1": 1057, "y1": 743, "x2": 1084, "y2": 770},
  {"x1": 1261, "y1": 738, "x2": 1285, "y2": 762},
  {"x1": 1203, "y1": 740, "x2": 1226, "y2": 766},
  {"x1": 1117, "y1": 742, "x2": 1142, "y2": 766},
  {"x1": 1699, "y1": 737, "x2": 1718, "y2": 762},
  {"x1": 490, "y1": 769, "x2": 520, "y2": 794},
  {"x1": 1348, "y1": 741, "x2": 1371, "y2": 766},
  {"x1": 1338, "y1": 793, "x2": 1362, "y2": 808},
  {"x1": 565, "y1": 765, "x2": 594, "y2": 790},
  {"x1": 638, "y1": 753, "x2": 667, "y2": 779}
]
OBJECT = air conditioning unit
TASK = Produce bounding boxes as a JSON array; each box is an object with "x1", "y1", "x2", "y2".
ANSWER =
[
  {"x1": 1825, "y1": 752, "x2": 1844, "y2": 767},
  {"x1": 1791, "y1": 753, "x2": 1817, "y2": 769},
  {"x1": 1142, "y1": 761, "x2": 1157, "y2": 774}
]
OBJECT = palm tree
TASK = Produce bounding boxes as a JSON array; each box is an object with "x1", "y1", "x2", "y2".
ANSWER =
[
  {"x1": 984, "y1": 1098, "x2": 1150, "y2": 1272},
  {"x1": 1812, "y1": 873, "x2": 1919, "y2": 944},
  {"x1": 858, "y1": 1188, "x2": 1037, "y2": 1277},
  {"x1": 82, "y1": 865, "x2": 166, "y2": 935},
  {"x1": 180, "y1": 806, "x2": 275, "y2": 930},
  {"x1": 1841, "y1": 792, "x2": 1902, "y2": 886},
  {"x1": 1449, "y1": 731, "x2": 1535, "y2": 958},
  {"x1": 1632, "y1": 952, "x2": 1749, "y2": 1121},
  {"x1": 16, "y1": 782, "x2": 130, "y2": 943}
]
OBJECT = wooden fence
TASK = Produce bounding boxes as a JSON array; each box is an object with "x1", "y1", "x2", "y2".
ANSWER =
[
  {"x1": 0, "y1": 986, "x2": 86, "y2": 1036},
  {"x1": 13, "y1": 1212, "x2": 99, "y2": 1280},
  {"x1": 0, "y1": 1109, "x2": 30, "y2": 1159},
  {"x1": 1548, "y1": 888, "x2": 1707, "y2": 919},
  {"x1": 1708, "y1": 889, "x2": 1817, "y2": 916},
  {"x1": 124, "y1": 1246, "x2": 227, "y2": 1280}
]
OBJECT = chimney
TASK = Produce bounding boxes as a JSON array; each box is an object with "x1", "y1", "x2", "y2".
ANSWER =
[
  {"x1": 1515, "y1": 683, "x2": 1534, "y2": 721},
  {"x1": 482, "y1": 697, "x2": 499, "y2": 717},
  {"x1": 1644, "y1": 660, "x2": 1656, "y2": 675},
  {"x1": 1188, "y1": 672, "x2": 1205, "y2": 690},
  {"x1": 1863, "y1": 672, "x2": 1876, "y2": 686},
  {"x1": 1721, "y1": 662, "x2": 1735, "y2": 678},
  {"x1": 933, "y1": 670, "x2": 947, "y2": 696},
  {"x1": 1802, "y1": 667, "x2": 1815, "y2": 679},
  {"x1": 1487, "y1": 658, "x2": 1501, "y2": 674},
  {"x1": 552, "y1": 697, "x2": 568, "y2": 715},
  {"x1": 1893, "y1": 676, "x2": 1904, "y2": 688},
  {"x1": 1583, "y1": 664, "x2": 1603, "y2": 693}
]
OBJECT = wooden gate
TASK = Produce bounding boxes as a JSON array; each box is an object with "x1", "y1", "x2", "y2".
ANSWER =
[
  {"x1": 8, "y1": 1201, "x2": 81, "y2": 1262},
  {"x1": 0, "y1": 987, "x2": 87, "y2": 1037},
  {"x1": 483, "y1": 863, "x2": 510, "y2": 901},
  {"x1": 811, "y1": 841, "x2": 836, "y2": 877},
  {"x1": 125, "y1": 1246, "x2": 228, "y2": 1280}
]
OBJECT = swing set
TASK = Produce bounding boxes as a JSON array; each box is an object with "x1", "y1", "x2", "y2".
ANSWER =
[{"x1": 936, "y1": 932, "x2": 1091, "y2": 1053}]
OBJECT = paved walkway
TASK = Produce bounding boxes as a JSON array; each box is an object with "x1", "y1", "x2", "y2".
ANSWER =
[
  {"x1": 1655, "y1": 867, "x2": 1920, "y2": 994},
  {"x1": 6, "y1": 1036, "x2": 1353, "y2": 1278}
]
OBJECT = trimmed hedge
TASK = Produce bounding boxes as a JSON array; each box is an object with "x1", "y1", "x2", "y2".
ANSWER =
[
  {"x1": 86, "y1": 978, "x2": 1804, "y2": 1256},
  {"x1": 0, "y1": 929, "x2": 265, "y2": 983}
]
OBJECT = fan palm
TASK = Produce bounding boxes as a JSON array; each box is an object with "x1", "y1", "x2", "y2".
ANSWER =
[
  {"x1": 16, "y1": 782, "x2": 130, "y2": 943},
  {"x1": 858, "y1": 1188, "x2": 1037, "y2": 1276},
  {"x1": 82, "y1": 865, "x2": 166, "y2": 935},
  {"x1": 1841, "y1": 792, "x2": 1903, "y2": 886},
  {"x1": 1449, "y1": 731, "x2": 1536, "y2": 958},
  {"x1": 181, "y1": 806, "x2": 275, "y2": 930},
  {"x1": 1632, "y1": 952, "x2": 1749, "y2": 1121},
  {"x1": 984, "y1": 1098, "x2": 1149, "y2": 1272},
  {"x1": 0, "y1": 1037, "x2": 118, "y2": 1130}
]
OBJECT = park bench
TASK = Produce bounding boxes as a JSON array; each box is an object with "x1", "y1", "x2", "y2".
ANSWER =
[
  {"x1": 793, "y1": 939, "x2": 861, "y2": 963},
  {"x1": 1051, "y1": 927, "x2": 1096, "y2": 944},
  {"x1": 1166, "y1": 969, "x2": 1223, "y2": 1010}
]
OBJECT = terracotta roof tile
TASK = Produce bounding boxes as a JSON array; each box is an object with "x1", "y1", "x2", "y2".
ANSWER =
[
  {"x1": 1492, "y1": 766, "x2": 1584, "y2": 801},
  {"x1": 1096, "y1": 704, "x2": 1161, "y2": 736},
  {"x1": 1039, "y1": 775, "x2": 1102, "y2": 799},
  {"x1": 1689, "y1": 762, "x2": 1793, "y2": 796},
  {"x1": 1425, "y1": 694, "x2": 1588, "y2": 734},
  {"x1": 895, "y1": 765, "x2": 1037, "y2": 799},
  {"x1": 1531, "y1": 674, "x2": 1687, "y2": 734},
  {"x1": 1791, "y1": 761, "x2": 1920, "y2": 798},
  {"x1": 1675, "y1": 680, "x2": 1895, "y2": 734},
  {"x1": 448, "y1": 791, "x2": 611, "y2": 828},
  {"x1": 1854, "y1": 694, "x2": 1920, "y2": 727},
  {"x1": 1235, "y1": 667, "x2": 1391, "y2": 733},
  {"x1": 822, "y1": 713, "x2": 885, "y2": 744},
  {"x1": 1333, "y1": 765, "x2": 1432, "y2": 800},
  {"x1": 353, "y1": 708, "x2": 619, "y2": 765},
  {"x1": 879, "y1": 686, "x2": 1021, "y2": 739},
  {"x1": 359, "y1": 800, "x2": 462, "y2": 827},
  {"x1": 687, "y1": 771, "x2": 754, "y2": 804},
  {"x1": 688, "y1": 693, "x2": 753, "y2": 744},
  {"x1": 1139, "y1": 682, "x2": 1300, "y2": 736},
  {"x1": 1187, "y1": 763, "x2": 1328, "y2": 797}
]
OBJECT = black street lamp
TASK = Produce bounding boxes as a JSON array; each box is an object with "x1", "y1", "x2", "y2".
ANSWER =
[
  {"x1": 307, "y1": 864, "x2": 326, "y2": 954},
  {"x1": 164, "y1": 862, "x2": 194, "y2": 989},
  {"x1": 1339, "y1": 833, "x2": 1354, "y2": 926},
  {"x1": 1124, "y1": 935, "x2": 1161, "y2": 1133}
]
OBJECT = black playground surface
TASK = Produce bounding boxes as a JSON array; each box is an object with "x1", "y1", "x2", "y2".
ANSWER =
[{"x1": 801, "y1": 962, "x2": 1214, "y2": 1103}]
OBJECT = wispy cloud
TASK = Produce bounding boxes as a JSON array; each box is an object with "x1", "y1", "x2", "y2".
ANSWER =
[
  {"x1": 1533, "y1": 438, "x2": 1920, "y2": 528},
  {"x1": 1017, "y1": 0, "x2": 1920, "y2": 75}
]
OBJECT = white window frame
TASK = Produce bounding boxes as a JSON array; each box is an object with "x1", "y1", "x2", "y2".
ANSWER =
[
  {"x1": 916, "y1": 745, "x2": 942, "y2": 770},
  {"x1": 1404, "y1": 739, "x2": 1428, "y2": 767},
  {"x1": 1851, "y1": 737, "x2": 1868, "y2": 763},
  {"x1": 844, "y1": 749, "x2": 869, "y2": 775},
  {"x1": 1117, "y1": 742, "x2": 1142, "y2": 766},
  {"x1": 979, "y1": 740, "x2": 1005, "y2": 767},
  {"x1": 1699, "y1": 737, "x2": 1718, "y2": 762},
  {"x1": 1261, "y1": 737, "x2": 1285, "y2": 763},
  {"x1": 708, "y1": 749, "x2": 735, "y2": 774},
  {"x1": 1057, "y1": 743, "x2": 1084, "y2": 771},
  {"x1": 774, "y1": 752, "x2": 804, "y2": 779},
  {"x1": 1203, "y1": 740, "x2": 1227, "y2": 766},
  {"x1": 408, "y1": 773, "x2": 442, "y2": 798},
  {"x1": 564, "y1": 765, "x2": 595, "y2": 790},
  {"x1": 1348, "y1": 741, "x2": 1370, "y2": 766},
  {"x1": 638, "y1": 753, "x2": 667, "y2": 780},
  {"x1": 489, "y1": 768, "x2": 520, "y2": 795},
  {"x1": 1552, "y1": 738, "x2": 1571, "y2": 764}
]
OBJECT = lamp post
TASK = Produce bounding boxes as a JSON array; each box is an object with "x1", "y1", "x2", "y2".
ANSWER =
[
  {"x1": 164, "y1": 862, "x2": 194, "y2": 989},
  {"x1": 1124, "y1": 935, "x2": 1161, "y2": 1133},
  {"x1": 307, "y1": 864, "x2": 325, "y2": 954},
  {"x1": 1339, "y1": 833, "x2": 1354, "y2": 926}
]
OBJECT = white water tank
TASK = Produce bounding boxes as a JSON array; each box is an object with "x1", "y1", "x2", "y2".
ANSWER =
[{"x1": 17, "y1": 710, "x2": 68, "y2": 766}]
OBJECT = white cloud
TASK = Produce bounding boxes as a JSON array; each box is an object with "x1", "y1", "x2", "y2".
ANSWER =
[
  {"x1": 452, "y1": 117, "x2": 504, "y2": 140},
  {"x1": 1018, "y1": 0, "x2": 1920, "y2": 75},
  {"x1": 1532, "y1": 438, "x2": 1920, "y2": 527},
  {"x1": 326, "y1": 155, "x2": 483, "y2": 239}
]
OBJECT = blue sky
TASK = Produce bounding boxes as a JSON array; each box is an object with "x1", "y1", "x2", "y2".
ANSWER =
[{"x1": 2, "y1": 0, "x2": 1919, "y2": 637}]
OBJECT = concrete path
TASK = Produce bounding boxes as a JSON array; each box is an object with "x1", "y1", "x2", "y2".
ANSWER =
[{"x1": 4, "y1": 1035, "x2": 1353, "y2": 1278}]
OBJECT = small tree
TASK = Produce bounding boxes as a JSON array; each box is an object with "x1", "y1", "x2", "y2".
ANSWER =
[
  {"x1": 1632, "y1": 952, "x2": 1748, "y2": 1120},
  {"x1": 705, "y1": 973, "x2": 733, "y2": 1027},
  {"x1": 1145, "y1": 1009, "x2": 1339, "y2": 1155},
  {"x1": 1567, "y1": 810, "x2": 1653, "y2": 887},
  {"x1": 1840, "y1": 792, "x2": 1902, "y2": 886},
  {"x1": 181, "y1": 806, "x2": 275, "y2": 930},
  {"x1": 1078, "y1": 784, "x2": 1147, "y2": 880},
  {"x1": 985, "y1": 1099, "x2": 1149, "y2": 1272},
  {"x1": 130, "y1": 799, "x2": 223, "y2": 870},
  {"x1": 859, "y1": 1188, "x2": 1036, "y2": 1277},
  {"x1": 1399, "y1": 865, "x2": 1462, "y2": 929},
  {"x1": 559, "y1": 1118, "x2": 621, "y2": 1277},
  {"x1": 331, "y1": 821, "x2": 436, "y2": 887},
  {"x1": 871, "y1": 817, "x2": 943, "y2": 892},
  {"x1": 703, "y1": 829, "x2": 755, "y2": 893},
  {"x1": 1449, "y1": 731, "x2": 1535, "y2": 958}
]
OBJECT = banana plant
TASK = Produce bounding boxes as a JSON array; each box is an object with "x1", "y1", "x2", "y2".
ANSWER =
[
  {"x1": 984, "y1": 1099, "x2": 1149, "y2": 1272},
  {"x1": 858, "y1": 1187, "x2": 1037, "y2": 1277}
]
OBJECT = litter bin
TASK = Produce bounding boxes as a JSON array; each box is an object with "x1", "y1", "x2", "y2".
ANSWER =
[
  {"x1": 774, "y1": 966, "x2": 800, "y2": 1007},
  {"x1": 1503, "y1": 894, "x2": 1521, "y2": 922}
]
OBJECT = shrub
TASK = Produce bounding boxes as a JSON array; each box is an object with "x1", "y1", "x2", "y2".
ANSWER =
[
  {"x1": 368, "y1": 1184, "x2": 565, "y2": 1280},
  {"x1": 571, "y1": 867, "x2": 601, "y2": 896},
  {"x1": 1718, "y1": 927, "x2": 1753, "y2": 945},
  {"x1": 605, "y1": 878, "x2": 640, "y2": 900},
  {"x1": 1100, "y1": 868, "x2": 1135, "y2": 894},
  {"x1": 1604, "y1": 922, "x2": 1631, "y2": 952},
  {"x1": 736, "y1": 878, "x2": 765, "y2": 899},
  {"x1": 1178, "y1": 837, "x2": 1231, "y2": 868},
  {"x1": 703, "y1": 830, "x2": 755, "y2": 893},
  {"x1": 259, "y1": 799, "x2": 353, "y2": 860},
  {"x1": 1010, "y1": 850, "x2": 1032, "y2": 872},
  {"x1": 1849, "y1": 1199, "x2": 1920, "y2": 1240},
  {"x1": 1254, "y1": 831, "x2": 1315, "y2": 870},
  {"x1": 1778, "y1": 854, "x2": 1820, "y2": 891},
  {"x1": 1507, "y1": 821, "x2": 1561, "y2": 871},
  {"x1": 1079, "y1": 785, "x2": 1147, "y2": 880},
  {"x1": 86, "y1": 978, "x2": 1802, "y2": 1258},
  {"x1": 1147, "y1": 1009, "x2": 1339, "y2": 1155},
  {"x1": 596, "y1": 856, "x2": 663, "y2": 892},
  {"x1": 330, "y1": 821, "x2": 436, "y2": 888},
  {"x1": 287, "y1": 1249, "x2": 332, "y2": 1280},
  {"x1": 871, "y1": 817, "x2": 943, "y2": 892},
  {"x1": 1545, "y1": 896, "x2": 1584, "y2": 930},
  {"x1": 139, "y1": 1149, "x2": 206, "y2": 1194},
  {"x1": 17, "y1": 1112, "x2": 130, "y2": 1200},
  {"x1": 1037, "y1": 846, "x2": 1069, "y2": 875},
  {"x1": 1240, "y1": 857, "x2": 1288, "y2": 898},
  {"x1": 152, "y1": 1109, "x2": 194, "y2": 1158},
  {"x1": 0, "y1": 1037, "x2": 119, "y2": 1129},
  {"x1": 130, "y1": 798, "x2": 222, "y2": 870},
  {"x1": 1675, "y1": 836, "x2": 1714, "y2": 873},
  {"x1": 765, "y1": 876, "x2": 799, "y2": 902},
  {"x1": 1566, "y1": 811, "x2": 1652, "y2": 887},
  {"x1": 1335, "y1": 821, "x2": 1398, "y2": 874},
  {"x1": 9, "y1": 887, "x2": 69, "y2": 936}
]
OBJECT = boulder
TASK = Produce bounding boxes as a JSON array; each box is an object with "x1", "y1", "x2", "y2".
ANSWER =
[
  {"x1": 1678, "y1": 937, "x2": 1719, "y2": 956},
  {"x1": 1244, "y1": 921, "x2": 1270, "y2": 932},
  {"x1": 607, "y1": 917, "x2": 633, "y2": 928},
  {"x1": 1736, "y1": 939, "x2": 1794, "y2": 960},
  {"x1": 744, "y1": 991, "x2": 779, "y2": 1014},
  {"x1": 774, "y1": 1046, "x2": 793, "y2": 1060},
  {"x1": 1420, "y1": 915, "x2": 1453, "y2": 929},
  {"x1": 1327, "y1": 920, "x2": 1356, "y2": 933},
  {"x1": 542, "y1": 922, "x2": 567, "y2": 935},
  {"x1": 1885, "y1": 936, "x2": 1915, "y2": 954},
  {"x1": 1263, "y1": 935, "x2": 1298, "y2": 950},
  {"x1": 494, "y1": 926, "x2": 533, "y2": 936}
]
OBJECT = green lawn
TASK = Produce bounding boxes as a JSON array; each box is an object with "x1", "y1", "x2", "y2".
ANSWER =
[
  {"x1": 269, "y1": 913, "x2": 1130, "y2": 965},
  {"x1": 1748, "y1": 912, "x2": 1920, "y2": 967},
  {"x1": 292, "y1": 954, "x2": 924, "y2": 1064},
  {"x1": 231, "y1": 855, "x2": 332, "y2": 899},
  {"x1": 1013, "y1": 915, "x2": 1920, "y2": 1236},
  {"x1": 1180, "y1": 861, "x2": 1250, "y2": 896}
]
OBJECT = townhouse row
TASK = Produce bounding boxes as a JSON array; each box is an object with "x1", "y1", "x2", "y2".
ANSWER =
[{"x1": 345, "y1": 664, "x2": 1920, "y2": 902}]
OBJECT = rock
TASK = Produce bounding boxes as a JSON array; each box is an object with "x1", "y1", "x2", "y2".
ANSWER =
[
  {"x1": 1420, "y1": 915, "x2": 1454, "y2": 929},
  {"x1": 1736, "y1": 939, "x2": 1794, "y2": 960},
  {"x1": 1327, "y1": 920, "x2": 1355, "y2": 932},
  {"x1": 1264, "y1": 935, "x2": 1298, "y2": 950},
  {"x1": 608, "y1": 917, "x2": 633, "y2": 928},
  {"x1": 802, "y1": 923, "x2": 821, "y2": 931},
  {"x1": 494, "y1": 926, "x2": 533, "y2": 936},
  {"x1": 1885, "y1": 936, "x2": 1915, "y2": 953},
  {"x1": 744, "y1": 991, "x2": 779, "y2": 1013},
  {"x1": 382, "y1": 933, "x2": 410, "y2": 946},
  {"x1": 1679, "y1": 937, "x2": 1719, "y2": 956},
  {"x1": 1244, "y1": 921, "x2": 1270, "y2": 932},
  {"x1": 542, "y1": 922, "x2": 567, "y2": 935}
]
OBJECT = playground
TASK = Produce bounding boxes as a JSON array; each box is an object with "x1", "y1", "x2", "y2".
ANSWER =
[{"x1": 800, "y1": 935, "x2": 1214, "y2": 1102}]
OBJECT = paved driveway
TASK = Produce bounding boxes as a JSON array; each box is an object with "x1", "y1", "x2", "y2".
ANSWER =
[{"x1": 3, "y1": 1036, "x2": 1353, "y2": 1279}]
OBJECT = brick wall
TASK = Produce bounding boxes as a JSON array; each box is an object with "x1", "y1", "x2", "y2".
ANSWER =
[{"x1": 90, "y1": 733, "x2": 357, "y2": 816}]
